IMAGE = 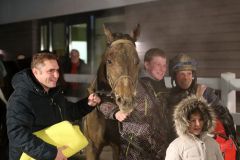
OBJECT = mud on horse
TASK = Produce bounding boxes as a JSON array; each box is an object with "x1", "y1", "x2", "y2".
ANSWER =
[{"x1": 83, "y1": 24, "x2": 140, "y2": 160}]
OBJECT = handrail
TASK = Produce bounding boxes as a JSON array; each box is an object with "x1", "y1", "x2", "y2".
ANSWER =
[{"x1": 63, "y1": 72, "x2": 240, "y2": 125}]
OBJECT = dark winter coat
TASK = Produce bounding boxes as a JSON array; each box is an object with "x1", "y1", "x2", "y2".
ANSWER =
[
  {"x1": 6, "y1": 69, "x2": 94, "y2": 160},
  {"x1": 60, "y1": 57, "x2": 90, "y2": 99},
  {"x1": 60, "y1": 57, "x2": 89, "y2": 74}
]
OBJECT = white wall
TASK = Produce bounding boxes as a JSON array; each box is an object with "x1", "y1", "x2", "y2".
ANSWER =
[{"x1": 0, "y1": 0, "x2": 155, "y2": 24}]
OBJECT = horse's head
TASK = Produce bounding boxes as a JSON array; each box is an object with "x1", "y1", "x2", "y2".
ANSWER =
[{"x1": 91, "y1": 24, "x2": 140, "y2": 114}]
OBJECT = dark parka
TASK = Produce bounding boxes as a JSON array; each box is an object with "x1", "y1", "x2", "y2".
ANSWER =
[
  {"x1": 60, "y1": 57, "x2": 89, "y2": 74},
  {"x1": 7, "y1": 69, "x2": 94, "y2": 160},
  {"x1": 60, "y1": 57, "x2": 89, "y2": 99}
]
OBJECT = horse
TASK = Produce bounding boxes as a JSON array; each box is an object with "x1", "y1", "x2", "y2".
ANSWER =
[{"x1": 83, "y1": 24, "x2": 140, "y2": 160}]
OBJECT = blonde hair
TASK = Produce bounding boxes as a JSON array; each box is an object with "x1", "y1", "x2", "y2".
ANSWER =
[{"x1": 144, "y1": 48, "x2": 166, "y2": 62}]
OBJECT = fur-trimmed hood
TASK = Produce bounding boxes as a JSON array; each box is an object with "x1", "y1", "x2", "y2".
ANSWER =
[{"x1": 173, "y1": 95, "x2": 216, "y2": 137}]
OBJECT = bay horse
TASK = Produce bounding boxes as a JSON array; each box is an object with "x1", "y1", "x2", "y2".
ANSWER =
[{"x1": 83, "y1": 24, "x2": 140, "y2": 160}]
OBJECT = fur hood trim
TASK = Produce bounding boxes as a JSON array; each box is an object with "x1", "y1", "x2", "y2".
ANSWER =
[{"x1": 173, "y1": 95, "x2": 216, "y2": 137}]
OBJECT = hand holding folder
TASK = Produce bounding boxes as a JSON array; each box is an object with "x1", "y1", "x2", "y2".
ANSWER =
[{"x1": 20, "y1": 121, "x2": 88, "y2": 160}]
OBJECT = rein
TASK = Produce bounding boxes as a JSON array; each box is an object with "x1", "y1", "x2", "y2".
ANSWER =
[{"x1": 88, "y1": 76, "x2": 114, "y2": 98}]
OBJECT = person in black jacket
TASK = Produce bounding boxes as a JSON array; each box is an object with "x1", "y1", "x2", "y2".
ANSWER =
[
  {"x1": 60, "y1": 49, "x2": 89, "y2": 99},
  {"x1": 6, "y1": 52, "x2": 100, "y2": 160}
]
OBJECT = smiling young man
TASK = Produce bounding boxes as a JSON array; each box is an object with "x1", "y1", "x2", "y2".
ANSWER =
[{"x1": 6, "y1": 52, "x2": 100, "y2": 160}]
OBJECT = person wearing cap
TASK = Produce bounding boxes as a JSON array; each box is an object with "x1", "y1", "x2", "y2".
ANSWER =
[
  {"x1": 168, "y1": 53, "x2": 237, "y2": 159},
  {"x1": 165, "y1": 95, "x2": 224, "y2": 160}
]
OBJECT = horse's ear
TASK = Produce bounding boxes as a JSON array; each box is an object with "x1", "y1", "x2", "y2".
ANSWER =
[
  {"x1": 103, "y1": 24, "x2": 114, "y2": 44},
  {"x1": 130, "y1": 24, "x2": 140, "y2": 42}
]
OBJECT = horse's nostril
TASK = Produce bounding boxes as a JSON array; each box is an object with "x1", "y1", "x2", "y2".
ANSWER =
[
  {"x1": 116, "y1": 96, "x2": 133, "y2": 107},
  {"x1": 116, "y1": 97, "x2": 122, "y2": 104}
]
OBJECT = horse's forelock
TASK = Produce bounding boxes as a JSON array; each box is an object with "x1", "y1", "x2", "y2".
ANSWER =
[{"x1": 111, "y1": 33, "x2": 135, "y2": 44}]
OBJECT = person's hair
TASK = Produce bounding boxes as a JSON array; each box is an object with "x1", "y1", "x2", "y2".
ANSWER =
[
  {"x1": 144, "y1": 48, "x2": 166, "y2": 62},
  {"x1": 70, "y1": 49, "x2": 79, "y2": 54},
  {"x1": 187, "y1": 103, "x2": 210, "y2": 132},
  {"x1": 187, "y1": 107, "x2": 203, "y2": 121},
  {"x1": 31, "y1": 52, "x2": 58, "y2": 69}
]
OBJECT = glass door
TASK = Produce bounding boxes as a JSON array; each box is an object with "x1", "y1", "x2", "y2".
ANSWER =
[{"x1": 68, "y1": 23, "x2": 88, "y2": 64}]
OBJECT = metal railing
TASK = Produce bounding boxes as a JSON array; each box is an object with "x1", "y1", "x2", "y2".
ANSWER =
[{"x1": 64, "y1": 72, "x2": 240, "y2": 125}]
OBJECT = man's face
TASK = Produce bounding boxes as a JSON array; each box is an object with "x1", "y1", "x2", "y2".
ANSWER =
[
  {"x1": 175, "y1": 70, "x2": 193, "y2": 89},
  {"x1": 32, "y1": 59, "x2": 59, "y2": 92},
  {"x1": 70, "y1": 50, "x2": 80, "y2": 64},
  {"x1": 144, "y1": 56, "x2": 167, "y2": 80},
  {"x1": 188, "y1": 112, "x2": 204, "y2": 136}
]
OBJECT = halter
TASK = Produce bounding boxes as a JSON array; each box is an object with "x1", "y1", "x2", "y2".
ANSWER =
[
  {"x1": 107, "y1": 39, "x2": 138, "y2": 95},
  {"x1": 108, "y1": 75, "x2": 135, "y2": 94},
  {"x1": 89, "y1": 39, "x2": 138, "y2": 98}
]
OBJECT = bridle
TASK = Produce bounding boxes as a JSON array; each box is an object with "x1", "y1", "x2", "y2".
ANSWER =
[
  {"x1": 89, "y1": 39, "x2": 138, "y2": 99},
  {"x1": 106, "y1": 39, "x2": 138, "y2": 97}
]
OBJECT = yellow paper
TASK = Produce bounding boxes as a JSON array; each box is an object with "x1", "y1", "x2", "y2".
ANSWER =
[{"x1": 20, "y1": 121, "x2": 88, "y2": 160}]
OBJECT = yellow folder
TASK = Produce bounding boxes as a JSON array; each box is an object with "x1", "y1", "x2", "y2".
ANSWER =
[{"x1": 20, "y1": 121, "x2": 88, "y2": 160}]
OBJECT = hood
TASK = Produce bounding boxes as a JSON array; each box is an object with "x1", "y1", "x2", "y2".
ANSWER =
[
  {"x1": 11, "y1": 69, "x2": 46, "y2": 95},
  {"x1": 173, "y1": 95, "x2": 216, "y2": 137}
]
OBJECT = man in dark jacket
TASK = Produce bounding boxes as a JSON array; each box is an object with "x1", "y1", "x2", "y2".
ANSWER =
[
  {"x1": 168, "y1": 53, "x2": 237, "y2": 159},
  {"x1": 6, "y1": 52, "x2": 100, "y2": 160}
]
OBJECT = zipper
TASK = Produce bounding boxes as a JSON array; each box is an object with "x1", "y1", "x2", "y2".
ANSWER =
[
  {"x1": 35, "y1": 87, "x2": 64, "y2": 121},
  {"x1": 57, "y1": 104, "x2": 63, "y2": 120},
  {"x1": 51, "y1": 98, "x2": 63, "y2": 120}
]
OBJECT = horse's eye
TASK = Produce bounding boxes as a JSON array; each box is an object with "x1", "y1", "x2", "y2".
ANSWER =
[
  {"x1": 107, "y1": 59, "x2": 112, "y2": 64},
  {"x1": 134, "y1": 59, "x2": 139, "y2": 65}
]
